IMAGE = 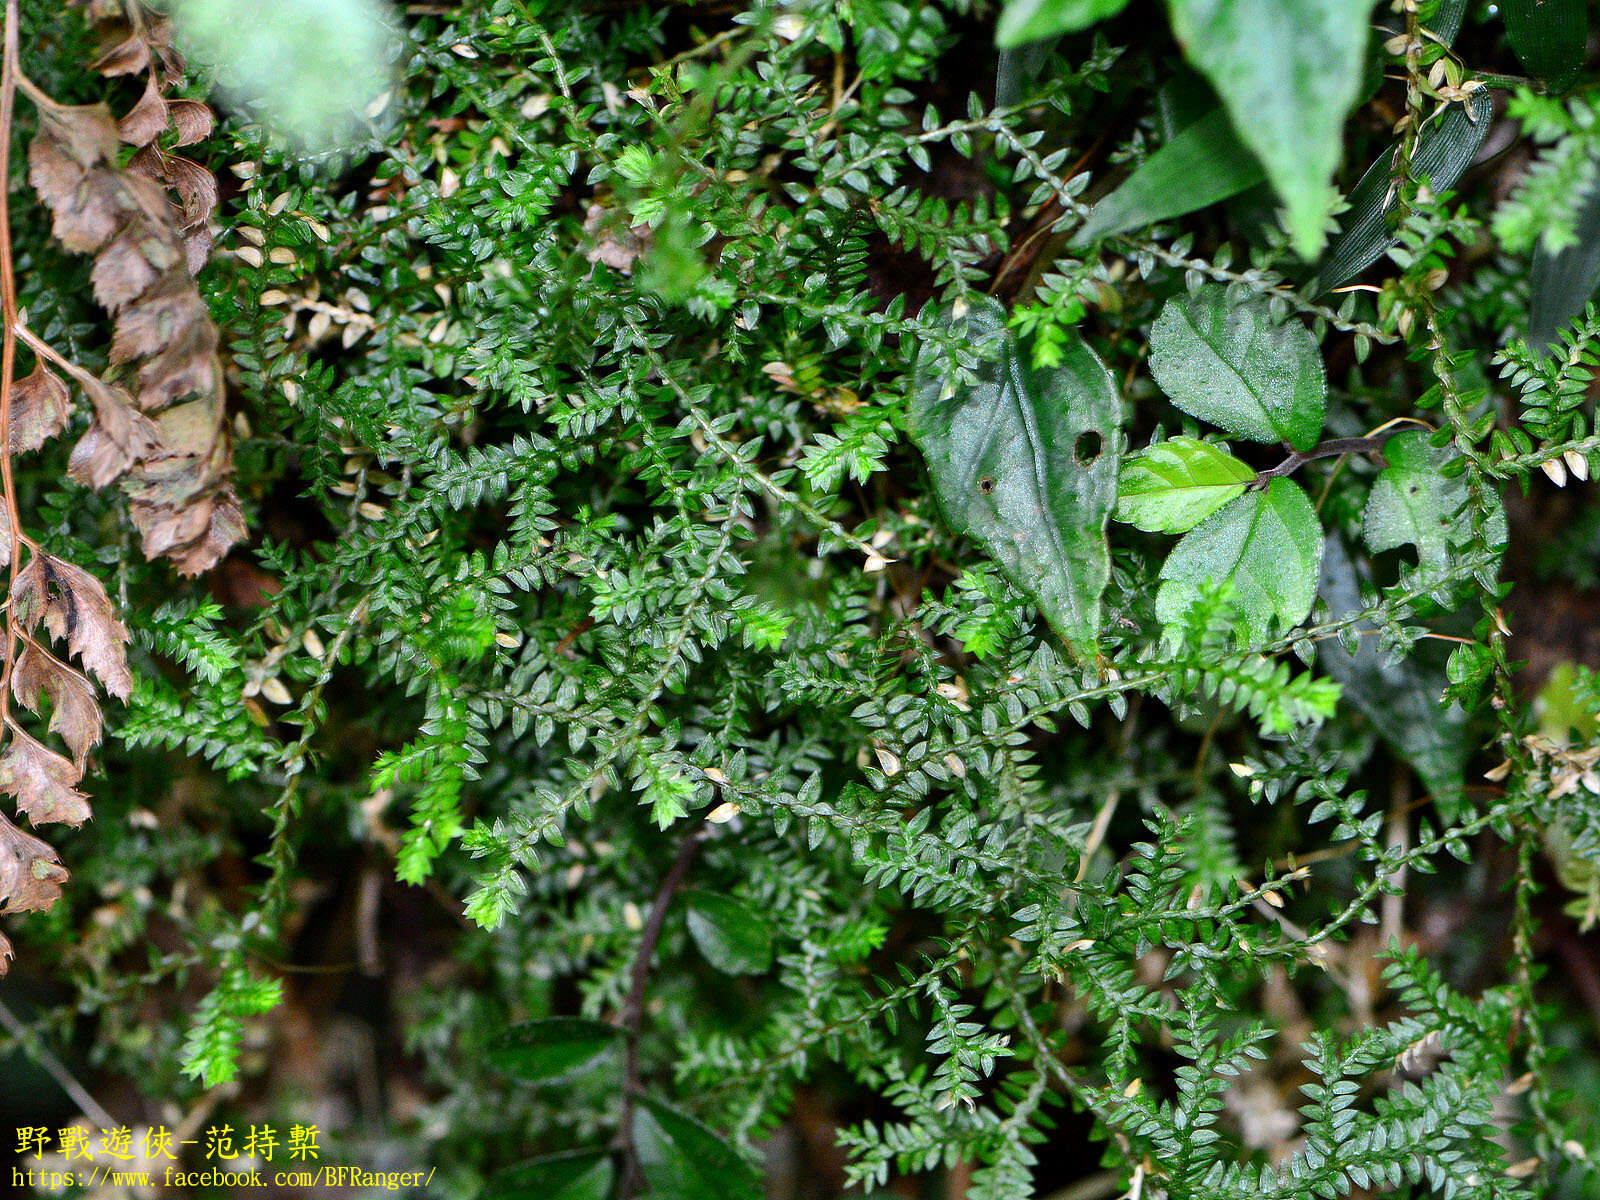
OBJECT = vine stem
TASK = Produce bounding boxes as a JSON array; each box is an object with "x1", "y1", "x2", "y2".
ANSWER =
[
  {"x1": 615, "y1": 820, "x2": 709, "y2": 1197},
  {"x1": 0, "y1": 0, "x2": 25, "y2": 734}
]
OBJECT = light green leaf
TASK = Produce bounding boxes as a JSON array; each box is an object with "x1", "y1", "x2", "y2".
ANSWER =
[
  {"x1": 488, "y1": 1018, "x2": 621, "y2": 1085},
  {"x1": 1071, "y1": 108, "x2": 1267, "y2": 247},
  {"x1": 494, "y1": 1151, "x2": 615, "y2": 1200},
  {"x1": 1505, "y1": 0, "x2": 1587, "y2": 91},
  {"x1": 634, "y1": 1096, "x2": 763, "y2": 1200},
  {"x1": 1156, "y1": 479, "x2": 1322, "y2": 642},
  {"x1": 911, "y1": 298, "x2": 1121, "y2": 661},
  {"x1": 1315, "y1": 89, "x2": 1494, "y2": 293},
  {"x1": 996, "y1": 0, "x2": 1131, "y2": 46},
  {"x1": 1115, "y1": 437, "x2": 1255, "y2": 533},
  {"x1": 169, "y1": 0, "x2": 398, "y2": 153},
  {"x1": 684, "y1": 890, "x2": 774, "y2": 975},
  {"x1": 1363, "y1": 432, "x2": 1506, "y2": 572},
  {"x1": 1148, "y1": 285, "x2": 1326, "y2": 450},
  {"x1": 1167, "y1": 0, "x2": 1377, "y2": 256}
]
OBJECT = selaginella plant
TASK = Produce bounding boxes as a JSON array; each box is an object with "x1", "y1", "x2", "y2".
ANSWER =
[{"x1": 6, "y1": 0, "x2": 1600, "y2": 1197}]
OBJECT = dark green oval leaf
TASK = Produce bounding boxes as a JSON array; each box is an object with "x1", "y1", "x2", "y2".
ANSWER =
[
  {"x1": 634, "y1": 1096, "x2": 762, "y2": 1200},
  {"x1": 1071, "y1": 108, "x2": 1266, "y2": 247},
  {"x1": 910, "y1": 298, "x2": 1121, "y2": 661},
  {"x1": 1156, "y1": 478, "x2": 1322, "y2": 642},
  {"x1": 1167, "y1": 0, "x2": 1377, "y2": 256},
  {"x1": 1315, "y1": 89, "x2": 1493, "y2": 293},
  {"x1": 488, "y1": 1017, "x2": 621, "y2": 1085},
  {"x1": 1149, "y1": 285, "x2": 1326, "y2": 450},
  {"x1": 684, "y1": 889, "x2": 774, "y2": 975},
  {"x1": 493, "y1": 1150, "x2": 615, "y2": 1200},
  {"x1": 1115, "y1": 436, "x2": 1254, "y2": 534},
  {"x1": 1504, "y1": 0, "x2": 1586, "y2": 91}
]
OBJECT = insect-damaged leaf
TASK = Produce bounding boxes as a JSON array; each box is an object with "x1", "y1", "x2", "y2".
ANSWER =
[
  {"x1": 911, "y1": 298, "x2": 1120, "y2": 661},
  {"x1": 1115, "y1": 436, "x2": 1254, "y2": 534},
  {"x1": 1156, "y1": 478, "x2": 1322, "y2": 643},
  {"x1": 1071, "y1": 108, "x2": 1266, "y2": 247},
  {"x1": 1149, "y1": 285, "x2": 1325, "y2": 450},
  {"x1": 1167, "y1": 0, "x2": 1377, "y2": 257},
  {"x1": 488, "y1": 1018, "x2": 621, "y2": 1085},
  {"x1": 684, "y1": 889, "x2": 774, "y2": 975},
  {"x1": 1314, "y1": 89, "x2": 1493, "y2": 293},
  {"x1": 1363, "y1": 431, "x2": 1507, "y2": 574}
]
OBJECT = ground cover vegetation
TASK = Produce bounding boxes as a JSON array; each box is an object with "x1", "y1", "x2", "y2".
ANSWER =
[{"x1": 2, "y1": 0, "x2": 1600, "y2": 1196}]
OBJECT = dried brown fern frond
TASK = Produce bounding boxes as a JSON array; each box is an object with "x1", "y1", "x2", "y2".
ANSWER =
[{"x1": 0, "y1": 0, "x2": 242, "y2": 970}]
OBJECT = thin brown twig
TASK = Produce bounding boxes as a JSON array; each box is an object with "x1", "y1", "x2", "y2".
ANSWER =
[
  {"x1": 615, "y1": 820, "x2": 709, "y2": 1197},
  {"x1": 0, "y1": 0, "x2": 25, "y2": 734}
]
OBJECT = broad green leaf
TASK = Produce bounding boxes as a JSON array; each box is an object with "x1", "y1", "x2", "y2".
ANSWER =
[
  {"x1": 1505, "y1": 0, "x2": 1586, "y2": 91},
  {"x1": 684, "y1": 890, "x2": 774, "y2": 975},
  {"x1": 494, "y1": 1150, "x2": 615, "y2": 1200},
  {"x1": 1156, "y1": 479, "x2": 1321, "y2": 642},
  {"x1": 996, "y1": 0, "x2": 1130, "y2": 46},
  {"x1": 1071, "y1": 108, "x2": 1266, "y2": 247},
  {"x1": 1315, "y1": 89, "x2": 1494, "y2": 293},
  {"x1": 910, "y1": 298, "x2": 1121, "y2": 661},
  {"x1": 1167, "y1": 0, "x2": 1377, "y2": 256},
  {"x1": 1148, "y1": 285, "x2": 1326, "y2": 450},
  {"x1": 1317, "y1": 534, "x2": 1468, "y2": 813},
  {"x1": 634, "y1": 1096, "x2": 763, "y2": 1200},
  {"x1": 1530, "y1": 156, "x2": 1600, "y2": 348},
  {"x1": 169, "y1": 0, "x2": 398, "y2": 153},
  {"x1": 1363, "y1": 432, "x2": 1506, "y2": 572},
  {"x1": 488, "y1": 1018, "x2": 621, "y2": 1085},
  {"x1": 1115, "y1": 437, "x2": 1254, "y2": 533}
]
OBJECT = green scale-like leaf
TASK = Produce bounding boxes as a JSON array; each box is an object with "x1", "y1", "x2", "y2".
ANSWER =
[
  {"x1": 911, "y1": 298, "x2": 1121, "y2": 661},
  {"x1": 1149, "y1": 285, "x2": 1326, "y2": 450},
  {"x1": 1156, "y1": 478, "x2": 1322, "y2": 643},
  {"x1": 1167, "y1": 0, "x2": 1377, "y2": 255},
  {"x1": 1116, "y1": 436, "x2": 1254, "y2": 534}
]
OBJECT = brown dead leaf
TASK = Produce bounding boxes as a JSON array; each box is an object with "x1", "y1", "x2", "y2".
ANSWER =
[
  {"x1": 12, "y1": 647, "x2": 104, "y2": 769},
  {"x1": 91, "y1": 31, "x2": 150, "y2": 77},
  {"x1": 10, "y1": 555, "x2": 133, "y2": 700},
  {"x1": 166, "y1": 99, "x2": 213, "y2": 147},
  {"x1": 118, "y1": 74, "x2": 169, "y2": 145},
  {"x1": 8, "y1": 363, "x2": 72, "y2": 454},
  {"x1": 0, "y1": 811, "x2": 68, "y2": 914},
  {"x1": 0, "y1": 725, "x2": 90, "y2": 827}
]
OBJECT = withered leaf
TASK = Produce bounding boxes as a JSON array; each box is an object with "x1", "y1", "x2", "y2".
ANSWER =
[
  {"x1": 118, "y1": 75, "x2": 170, "y2": 145},
  {"x1": 37, "y1": 104, "x2": 119, "y2": 169},
  {"x1": 132, "y1": 492, "x2": 212, "y2": 556},
  {"x1": 167, "y1": 100, "x2": 214, "y2": 147},
  {"x1": 0, "y1": 811, "x2": 68, "y2": 913},
  {"x1": 92, "y1": 32, "x2": 150, "y2": 77},
  {"x1": 0, "y1": 725, "x2": 90, "y2": 827},
  {"x1": 168, "y1": 496, "x2": 245, "y2": 576},
  {"x1": 0, "y1": 928, "x2": 12, "y2": 974},
  {"x1": 0, "y1": 496, "x2": 12, "y2": 568},
  {"x1": 111, "y1": 275, "x2": 206, "y2": 362},
  {"x1": 10, "y1": 555, "x2": 133, "y2": 700},
  {"x1": 8, "y1": 363, "x2": 72, "y2": 454},
  {"x1": 135, "y1": 318, "x2": 219, "y2": 409},
  {"x1": 91, "y1": 226, "x2": 174, "y2": 312},
  {"x1": 12, "y1": 646, "x2": 103, "y2": 768}
]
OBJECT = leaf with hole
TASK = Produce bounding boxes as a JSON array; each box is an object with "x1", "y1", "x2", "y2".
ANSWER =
[
  {"x1": 1149, "y1": 285, "x2": 1325, "y2": 450},
  {"x1": 1363, "y1": 432, "x2": 1505, "y2": 573},
  {"x1": 488, "y1": 1018, "x2": 621, "y2": 1085},
  {"x1": 1167, "y1": 0, "x2": 1377, "y2": 256},
  {"x1": 684, "y1": 889, "x2": 774, "y2": 975},
  {"x1": 996, "y1": 0, "x2": 1131, "y2": 47},
  {"x1": 634, "y1": 1096, "x2": 762, "y2": 1200},
  {"x1": 493, "y1": 1150, "x2": 615, "y2": 1200},
  {"x1": 1314, "y1": 89, "x2": 1493, "y2": 293},
  {"x1": 1155, "y1": 478, "x2": 1322, "y2": 643},
  {"x1": 1071, "y1": 107, "x2": 1266, "y2": 247},
  {"x1": 910, "y1": 297, "x2": 1120, "y2": 661},
  {"x1": 1115, "y1": 437, "x2": 1255, "y2": 534}
]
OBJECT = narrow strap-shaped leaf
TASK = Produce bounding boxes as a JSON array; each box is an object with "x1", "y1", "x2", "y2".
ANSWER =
[
  {"x1": 1504, "y1": 0, "x2": 1587, "y2": 91},
  {"x1": 911, "y1": 298, "x2": 1121, "y2": 661},
  {"x1": 1071, "y1": 108, "x2": 1266, "y2": 247},
  {"x1": 1314, "y1": 88, "x2": 1492, "y2": 293},
  {"x1": 1529, "y1": 154, "x2": 1600, "y2": 348}
]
